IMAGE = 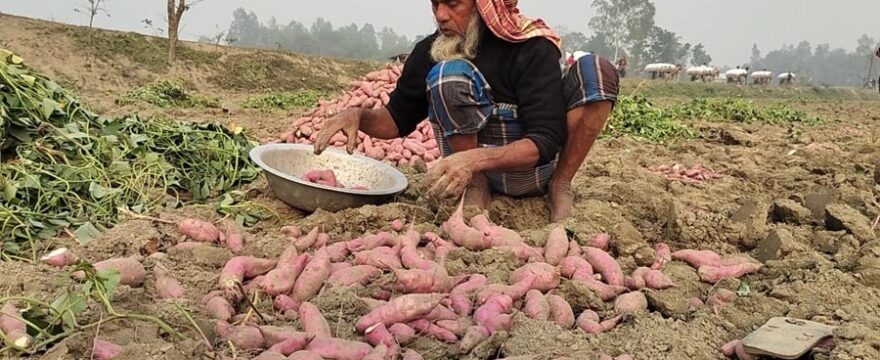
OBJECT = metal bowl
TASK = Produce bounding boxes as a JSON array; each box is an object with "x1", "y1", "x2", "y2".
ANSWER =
[{"x1": 250, "y1": 143, "x2": 408, "y2": 212}]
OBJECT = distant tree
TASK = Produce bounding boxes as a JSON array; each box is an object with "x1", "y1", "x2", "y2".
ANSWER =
[
  {"x1": 167, "y1": 0, "x2": 204, "y2": 63},
  {"x1": 561, "y1": 31, "x2": 589, "y2": 53},
  {"x1": 588, "y1": 0, "x2": 655, "y2": 60},
  {"x1": 749, "y1": 43, "x2": 762, "y2": 68},
  {"x1": 583, "y1": 32, "x2": 616, "y2": 59},
  {"x1": 691, "y1": 43, "x2": 712, "y2": 66},
  {"x1": 74, "y1": 0, "x2": 110, "y2": 29},
  {"x1": 644, "y1": 26, "x2": 689, "y2": 64}
]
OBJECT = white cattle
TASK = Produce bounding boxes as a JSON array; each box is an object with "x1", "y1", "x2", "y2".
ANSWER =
[{"x1": 725, "y1": 69, "x2": 749, "y2": 84}]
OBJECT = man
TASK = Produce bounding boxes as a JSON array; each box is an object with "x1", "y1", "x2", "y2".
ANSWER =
[
  {"x1": 314, "y1": 0, "x2": 619, "y2": 222},
  {"x1": 616, "y1": 56, "x2": 628, "y2": 78}
]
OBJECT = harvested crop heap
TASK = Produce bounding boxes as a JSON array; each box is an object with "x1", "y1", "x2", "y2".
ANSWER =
[
  {"x1": 155, "y1": 197, "x2": 766, "y2": 360},
  {"x1": 0, "y1": 49, "x2": 258, "y2": 254},
  {"x1": 278, "y1": 64, "x2": 441, "y2": 167}
]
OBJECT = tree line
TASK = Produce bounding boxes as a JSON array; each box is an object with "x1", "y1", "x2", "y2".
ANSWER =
[
  {"x1": 748, "y1": 36, "x2": 878, "y2": 87},
  {"x1": 219, "y1": 8, "x2": 414, "y2": 60}
]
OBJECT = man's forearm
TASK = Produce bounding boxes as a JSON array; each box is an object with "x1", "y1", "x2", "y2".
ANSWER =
[
  {"x1": 358, "y1": 108, "x2": 400, "y2": 140},
  {"x1": 467, "y1": 138, "x2": 541, "y2": 173}
]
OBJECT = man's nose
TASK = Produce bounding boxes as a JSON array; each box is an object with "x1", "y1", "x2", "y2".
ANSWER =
[{"x1": 434, "y1": 6, "x2": 451, "y2": 23}]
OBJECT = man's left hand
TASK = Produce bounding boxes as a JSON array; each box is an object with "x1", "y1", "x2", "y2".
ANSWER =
[{"x1": 425, "y1": 151, "x2": 478, "y2": 200}]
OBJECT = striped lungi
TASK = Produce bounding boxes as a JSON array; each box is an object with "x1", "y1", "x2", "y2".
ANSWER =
[{"x1": 426, "y1": 54, "x2": 618, "y2": 196}]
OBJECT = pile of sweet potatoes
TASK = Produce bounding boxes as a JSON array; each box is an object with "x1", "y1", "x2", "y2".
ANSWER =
[
  {"x1": 647, "y1": 164, "x2": 723, "y2": 184},
  {"x1": 184, "y1": 196, "x2": 768, "y2": 359},
  {"x1": 277, "y1": 64, "x2": 441, "y2": 167}
]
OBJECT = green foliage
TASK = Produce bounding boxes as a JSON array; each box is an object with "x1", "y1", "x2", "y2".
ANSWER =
[
  {"x1": 604, "y1": 95, "x2": 694, "y2": 143},
  {"x1": 0, "y1": 49, "x2": 258, "y2": 253},
  {"x1": 691, "y1": 43, "x2": 712, "y2": 66},
  {"x1": 241, "y1": 90, "x2": 328, "y2": 111},
  {"x1": 65, "y1": 28, "x2": 219, "y2": 72},
  {"x1": 589, "y1": 0, "x2": 656, "y2": 60},
  {"x1": 116, "y1": 79, "x2": 219, "y2": 108},
  {"x1": 669, "y1": 98, "x2": 825, "y2": 125}
]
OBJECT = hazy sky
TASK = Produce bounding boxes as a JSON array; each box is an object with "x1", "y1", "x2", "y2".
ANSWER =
[{"x1": 2, "y1": 0, "x2": 878, "y2": 66}]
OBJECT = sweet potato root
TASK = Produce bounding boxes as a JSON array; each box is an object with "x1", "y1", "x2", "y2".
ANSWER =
[
  {"x1": 298, "y1": 302, "x2": 332, "y2": 338},
  {"x1": 643, "y1": 270, "x2": 676, "y2": 289},
  {"x1": 389, "y1": 323, "x2": 416, "y2": 344},
  {"x1": 559, "y1": 257, "x2": 593, "y2": 278},
  {"x1": 584, "y1": 247, "x2": 624, "y2": 287},
  {"x1": 443, "y1": 197, "x2": 491, "y2": 250},
  {"x1": 470, "y1": 214, "x2": 523, "y2": 247},
  {"x1": 290, "y1": 249, "x2": 331, "y2": 302},
  {"x1": 698, "y1": 263, "x2": 763, "y2": 284},
  {"x1": 92, "y1": 338, "x2": 123, "y2": 360},
  {"x1": 544, "y1": 227, "x2": 569, "y2": 266},
  {"x1": 355, "y1": 293, "x2": 443, "y2": 332},
  {"x1": 86, "y1": 257, "x2": 147, "y2": 287},
  {"x1": 410, "y1": 319, "x2": 458, "y2": 343},
  {"x1": 288, "y1": 350, "x2": 323, "y2": 360},
  {"x1": 614, "y1": 292, "x2": 648, "y2": 314},
  {"x1": 154, "y1": 266, "x2": 184, "y2": 299},
  {"x1": 259, "y1": 326, "x2": 309, "y2": 348},
  {"x1": 459, "y1": 326, "x2": 490, "y2": 355},
  {"x1": 671, "y1": 249, "x2": 722, "y2": 268},
  {"x1": 178, "y1": 218, "x2": 220, "y2": 243},
  {"x1": 547, "y1": 294, "x2": 575, "y2": 329},
  {"x1": 262, "y1": 254, "x2": 309, "y2": 297},
  {"x1": 353, "y1": 246, "x2": 402, "y2": 270},
  {"x1": 588, "y1": 233, "x2": 611, "y2": 251},
  {"x1": 306, "y1": 337, "x2": 372, "y2": 360},
  {"x1": 40, "y1": 247, "x2": 79, "y2": 267},
  {"x1": 523, "y1": 289, "x2": 550, "y2": 321},
  {"x1": 0, "y1": 302, "x2": 32, "y2": 349},
  {"x1": 651, "y1": 243, "x2": 671, "y2": 270},
  {"x1": 216, "y1": 322, "x2": 265, "y2": 350},
  {"x1": 509, "y1": 262, "x2": 560, "y2": 292},
  {"x1": 203, "y1": 295, "x2": 235, "y2": 321},
  {"x1": 328, "y1": 265, "x2": 382, "y2": 287}
]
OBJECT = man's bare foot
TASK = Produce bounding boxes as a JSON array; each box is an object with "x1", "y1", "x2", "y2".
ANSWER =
[
  {"x1": 548, "y1": 180, "x2": 574, "y2": 222},
  {"x1": 463, "y1": 173, "x2": 491, "y2": 211}
]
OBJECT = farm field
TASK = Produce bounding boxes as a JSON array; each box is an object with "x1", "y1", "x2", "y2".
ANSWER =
[{"x1": 1, "y1": 14, "x2": 879, "y2": 360}]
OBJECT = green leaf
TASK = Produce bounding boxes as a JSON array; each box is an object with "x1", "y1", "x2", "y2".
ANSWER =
[
  {"x1": 40, "y1": 98, "x2": 60, "y2": 119},
  {"x1": 74, "y1": 222, "x2": 102, "y2": 242},
  {"x1": 89, "y1": 182, "x2": 115, "y2": 199},
  {"x1": 95, "y1": 268, "x2": 121, "y2": 299},
  {"x1": 50, "y1": 292, "x2": 86, "y2": 330}
]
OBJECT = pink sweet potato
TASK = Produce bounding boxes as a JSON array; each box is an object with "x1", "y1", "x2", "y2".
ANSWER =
[
  {"x1": 477, "y1": 276, "x2": 536, "y2": 304},
  {"x1": 687, "y1": 297, "x2": 705, "y2": 311},
  {"x1": 614, "y1": 292, "x2": 648, "y2": 314},
  {"x1": 91, "y1": 257, "x2": 146, "y2": 287},
  {"x1": 153, "y1": 266, "x2": 184, "y2": 299},
  {"x1": 203, "y1": 296, "x2": 234, "y2": 321},
  {"x1": 735, "y1": 340, "x2": 758, "y2": 360},
  {"x1": 474, "y1": 294, "x2": 513, "y2": 333},
  {"x1": 388, "y1": 323, "x2": 416, "y2": 344},
  {"x1": 360, "y1": 297, "x2": 387, "y2": 310},
  {"x1": 499, "y1": 244, "x2": 545, "y2": 263},
  {"x1": 391, "y1": 219, "x2": 405, "y2": 232},
  {"x1": 571, "y1": 277, "x2": 626, "y2": 301},
  {"x1": 218, "y1": 256, "x2": 277, "y2": 291},
  {"x1": 393, "y1": 267, "x2": 453, "y2": 293},
  {"x1": 295, "y1": 228, "x2": 320, "y2": 252},
  {"x1": 178, "y1": 218, "x2": 220, "y2": 243},
  {"x1": 290, "y1": 249, "x2": 331, "y2": 302},
  {"x1": 575, "y1": 310, "x2": 602, "y2": 334},
  {"x1": 306, "y1": 337, "x2": 372, "y2": 360},
  {"x1": 41, "y1": 247, "x2": 79, "y2": 267},
  {"x1": 328, "y1": 265, "x2": 381, "y2": 287},
  {"x1": 567, "y1": 240, "x2": 583, "y2": 258},
  {"x1": 216, "y1": 322, "x2": 265, "y2": 350},
  {"x1": 259, "y1": 326, "x2": 308, "y2": 347},
  {"x1": 298, "y1": 302, "x2": 332, "y2": 338},
  {"x1": 436, "y1": 318, "x2": 472, "y2": 336},
  {"x1": 281, "y1": 225, "x2": 302, "y2": 239},
  {"x1": 547, "y1": 295, "x2": 575, "y2": 329},
  {"x1": 584, "y1": 247, "x2": 624, "y2": 287},
  {"x1": 424, "y1": 305, "x2": 459, "y2": 322},
  {"x1": 330, "y1": 262, "x2": 353, "y2": 274},
  {"x1": 0, "y1": 302, "x2": 32, "y2": 349},
  {"x1": 698, "y1": 263, "x2": 763, "y2": 284},
  {"x1": 707, "y1": 289, "x2": 737, "y2": 313},
  {"x1": 625, "y1": 267, "x2": 650, "y2": 291},
  {"x1": 544, "y1": 227, "x2": 569, "y2": 266},
  {"x1": 559, "y1": 257, "x2": 593, "y2": 278},
  {"x1": 268, "y1": 337, "x2": 313, "y2": 356},
  {"x1": 347, "y1": 232, "x2": 397, "y2": 252},
  {"x1": 443, "y1": 198, "x2": 491, "y2": 250},
  {"x1": 355, "y1": 293, "x2": 443, "y2": 332},
  {"x1": 410, "y1": 319, "x2": 458, "y2": 343},
  {"x1": 651, "y1": 243, "x2": 671, "y2": 270},
  {"x1": 253, "y1": 351, "x2": 287, "y2": 360},
  {"x1": 223, "y1": 222, "x2": 245, "y2": 253},
  {"x1": 671, "y1": 249, "x2": 722, "y2": 268},
  {"x1": 365, "y1": 323, "x2": 395, "y2": 348},
  {"x1": 721, "y1": 339, "x2": 739, "y2": 357},
  {"x1": 325, "y1": 242, "x2": 350, "y2": 263},
  {"x1": 643, "y1": 270, "x2": 676, "y2": 289},
  {"x1": 288, "y1": 350, "x2": 323, "y2": 360},
  {"x1": 599, "y1": 314, "x2": 624, "y2": 332},
  {"x1": 353, "y1": 246, "x2": 402, "y2": 270},
  {"x1": 262, "y1": 254, "x2": 309, "y2": 296},
  {"x1": 588, "y1": 233, "x2": 611, "y2": 251},
  {"x1": 509, "y1": 263, "x2": 560, "y2": 292},
  {"x1": 92, "y1": 338, "x2": 123, "y2": 360},
  {"x1": 402, "y1": 349, "x2": 425, "y2": 360},
  {"x1": 400, "y1": 230, "x2": 435, "y2": 271},
  {"x1": 459, "y1": 326, "x2": 490, "y2": 354},
  {"x1": 364, "y1": 344, "x2": 389, "y2": 360},
  {"x1": 523, "y1": 290, "x2": 550, "y2": 321},
  {"x1": 274, "y1": 295, "x2": 299, "y2": 312},
  {"x1": 470, "y1": 214, "x2": 523, "y2": 247}
]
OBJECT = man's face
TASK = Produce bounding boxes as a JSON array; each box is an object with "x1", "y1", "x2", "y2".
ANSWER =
[{"x1": 432, "y1": 0, "x2": 476, "y2": 37}]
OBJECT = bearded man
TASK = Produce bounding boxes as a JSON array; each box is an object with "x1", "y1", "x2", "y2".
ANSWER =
[{"x1": 314, "y1": 0, "x2": 619, "y2": 222}]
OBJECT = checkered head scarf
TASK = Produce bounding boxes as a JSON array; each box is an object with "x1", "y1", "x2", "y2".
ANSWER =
[{"x1": 475, "y1": 0, "x2": 562, "y2": 55}]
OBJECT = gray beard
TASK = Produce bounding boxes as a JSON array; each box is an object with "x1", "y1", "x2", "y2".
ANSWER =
[{"x1": 430, "y1": 12, "x2": 482, "y2": 62}]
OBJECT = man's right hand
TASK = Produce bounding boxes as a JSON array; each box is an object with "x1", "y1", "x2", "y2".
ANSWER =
[{"x1": 313, "y1": 108, "x2": 361, "y2": 155}]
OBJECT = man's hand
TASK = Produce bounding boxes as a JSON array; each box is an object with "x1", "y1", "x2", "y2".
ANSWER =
[
  {"x1": 425, "y1": 151, "x2": 478, "y2": 200},
  {"x1": 313, "y1": 109, "x2": 361, "y2": 155}
]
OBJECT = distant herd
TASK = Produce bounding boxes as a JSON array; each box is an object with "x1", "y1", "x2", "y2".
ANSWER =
[{"x1": 645, "y1": 63, "x2": 797, "y2": 86}]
